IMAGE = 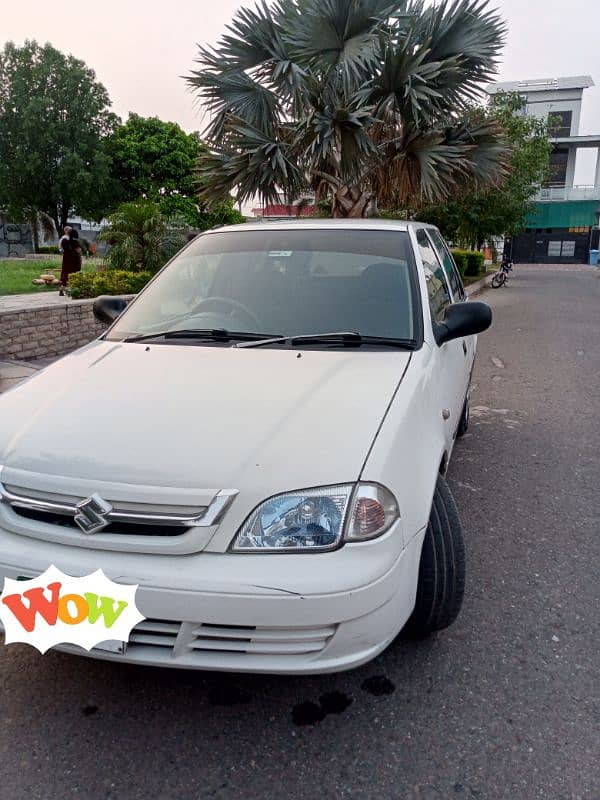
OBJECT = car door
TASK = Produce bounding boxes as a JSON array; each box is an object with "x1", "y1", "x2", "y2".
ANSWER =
[{"x1": 415, "y1": 228, "x2": 468, "y2": 445}]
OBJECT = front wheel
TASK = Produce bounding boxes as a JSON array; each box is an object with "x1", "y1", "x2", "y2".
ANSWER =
[
  {"x1": 456, "y1": 395, "x2": 470, "y2": 438},
  {"x1": 491, "y1": 271, "x2": 506, "y2": 288},
  {"x1": 402, "y1": 475, "x2": 466, "y2": 638}
]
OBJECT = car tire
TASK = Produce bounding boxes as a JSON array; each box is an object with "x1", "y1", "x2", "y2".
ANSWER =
[
  {"x1": 456, "y1": 395, "x2": 470, "y2": 437},
  {"x1": 402, "y1": 474, "x2": 465, "y2": 639}
]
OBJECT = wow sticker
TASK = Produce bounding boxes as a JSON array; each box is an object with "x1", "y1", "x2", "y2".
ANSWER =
[{"x1": 0, "y1": 565, "x2": 145, "y2": 653}]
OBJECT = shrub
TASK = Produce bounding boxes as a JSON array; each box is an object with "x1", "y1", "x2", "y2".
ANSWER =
[
  {"x1": 451, "y1": 249, "x2": 468, "y2": 276},
  {"x1": 67, "y1": 271, "x2": 95, "y2": 298},
  {"x1": 37, "y1": 240, "x2": 93, "y2": 255},
  {"x1": 465, "y1": 250, "x2": 485, "y2": 276},
  {"x1": 451, "y1": 249, "x2": 485, "y2": 277},
  {"x1": 69, "y1": 269, "x2": 153, "y2": 299},
  {"x1": 98, "y1": 199, "x2": 187, "y2": 272}
]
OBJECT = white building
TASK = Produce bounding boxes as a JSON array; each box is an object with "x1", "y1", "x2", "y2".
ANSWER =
[{"x1": 487, "y1": 75, "x2": 600, "y2": 263}]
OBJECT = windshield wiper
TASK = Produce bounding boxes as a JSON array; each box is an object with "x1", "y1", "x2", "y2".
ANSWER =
[
  {"x1": 235, "y1": 332, "x2": 417, "y2": 350},
  {"x1": 122, "y1": 329, "x2": 281, "y2": 344}
]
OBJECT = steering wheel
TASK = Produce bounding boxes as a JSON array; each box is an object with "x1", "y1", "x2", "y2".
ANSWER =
[{"x1": 190, "y1": 296, "x2": 262, "y2": 329}]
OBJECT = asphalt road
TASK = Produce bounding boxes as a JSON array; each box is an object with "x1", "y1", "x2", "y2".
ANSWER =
[{"x1": 1, "y1": 264, "x2": 599, "y2": 800}]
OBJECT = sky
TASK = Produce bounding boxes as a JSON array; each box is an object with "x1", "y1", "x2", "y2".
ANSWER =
[{"x1": 3, "y1": 0, "x2": 600, "y2": 182}]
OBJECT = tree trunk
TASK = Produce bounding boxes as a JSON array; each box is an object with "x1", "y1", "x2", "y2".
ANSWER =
[
  {"x1": 29, "y1": 215, "x2": 39, "y2": 253},
  {"x1": 367, "y1": 196, "x2": 379, "y2": 217},
  {"x1": 332, "y1": 185, "x2": 371, "y2": 218},
  {"x1": 60, "y1": 201, "x2": 70, "y2": 232},
  {"x1": 52, "y1": 213, "x2": 61, "y2": 239}
]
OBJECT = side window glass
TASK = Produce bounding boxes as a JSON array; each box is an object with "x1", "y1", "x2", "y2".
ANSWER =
[
  {"x1": 427, "y1": 229, "x2": 465, "y2": 300},
  {"x1": 416, "y1": 229, "x2": 451, "y2": 323}
]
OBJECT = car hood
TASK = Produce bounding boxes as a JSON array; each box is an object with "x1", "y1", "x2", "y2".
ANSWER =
[{"x1": 0, "y1": 340, "x2": 411, "y2": 498}]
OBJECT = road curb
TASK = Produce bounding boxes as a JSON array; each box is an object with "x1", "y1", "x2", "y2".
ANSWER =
[{"x1": 466, "y1": 274, "x2": 492, "y2": 297}]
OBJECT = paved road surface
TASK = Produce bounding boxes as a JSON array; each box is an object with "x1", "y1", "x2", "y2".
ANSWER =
[{"x1": 0, "y1": 264, "x2": 599, "y2": 799}]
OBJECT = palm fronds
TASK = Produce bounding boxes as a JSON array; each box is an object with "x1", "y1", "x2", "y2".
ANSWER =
[
  {"x1": 98, "y1": 200, "x2": 187, "y2": 272},
  {"x1": 187, "y1": 0, "x2": 508, "y2": 216}
]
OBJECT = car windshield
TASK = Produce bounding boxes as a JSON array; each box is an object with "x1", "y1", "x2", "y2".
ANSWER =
[{"x1": 105, "y1": 228, "x2": 418, "y2": 345}]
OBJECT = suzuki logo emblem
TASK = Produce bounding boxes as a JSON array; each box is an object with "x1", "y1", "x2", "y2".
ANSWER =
[{"x1": 74, "y1": 493, "x2": 113, "y2": 535}]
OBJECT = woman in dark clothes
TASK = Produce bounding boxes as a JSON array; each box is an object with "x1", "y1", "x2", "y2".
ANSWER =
[{"x1": 59, "y1": 228, "x2": 83, "y2": 295}]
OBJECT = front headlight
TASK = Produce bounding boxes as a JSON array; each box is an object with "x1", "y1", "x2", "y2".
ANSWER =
[{"x1": 231, "y1": 483, "x2": 399, "y2": 553}]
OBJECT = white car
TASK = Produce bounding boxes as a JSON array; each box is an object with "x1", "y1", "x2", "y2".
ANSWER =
[{"x1": 0, "y1": 220, "x2": 491, "y2": 674}]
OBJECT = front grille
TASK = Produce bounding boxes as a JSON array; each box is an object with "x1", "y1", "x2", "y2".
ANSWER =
[
  {"x1": 129, "y1": 619, "x2": 181, "y2": 648},
  {"x1": 189, "y1": 623, "x2": 336, "y2": 655},
  {"x1": 125, "y1": 619, "x2": 337, "y2": 658},
  {"x1": 0, "y1": 475, "x2": 238, "y2": 544},
  {"x1": 12, "y1": 507, "x2": 188, "y2": 538}
]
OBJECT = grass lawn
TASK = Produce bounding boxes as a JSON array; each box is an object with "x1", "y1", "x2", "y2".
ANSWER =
[{"x1": 0, "y1": 259, "x2": 97, "y2": 296}]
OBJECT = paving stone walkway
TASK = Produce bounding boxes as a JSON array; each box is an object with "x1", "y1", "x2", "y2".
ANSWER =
[
  {"x1": 0, "y1": 291, "x2": 72, "y2": 313},
  {"x1": 0, "y1": 358, "x2": 56, "y2": 394}
]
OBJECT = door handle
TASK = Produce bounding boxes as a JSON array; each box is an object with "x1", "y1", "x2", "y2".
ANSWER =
[{"x1": 462, "y1": 340, "x2": 467, "y2": 356}]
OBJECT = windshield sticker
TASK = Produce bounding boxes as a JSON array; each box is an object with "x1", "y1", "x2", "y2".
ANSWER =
[
  {"x1": 0, "y1": 565, "x2": 145, "y2": 654},
  {"x1": 267, "y1": 251, "x2": 293, "y2": 257}
]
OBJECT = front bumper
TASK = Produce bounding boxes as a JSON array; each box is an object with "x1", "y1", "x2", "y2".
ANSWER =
[{"x1": 0, "y1": 523, "x2": 425, "y2": 674}]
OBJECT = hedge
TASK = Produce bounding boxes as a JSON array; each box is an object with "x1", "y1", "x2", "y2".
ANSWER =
[
  {"x1": 451, "y1": 249, "x2": 485, "y2": 277},
  {"x1": 69, "y1": 269, "x2": 153, "y2": 299},
  {"x1": 37, "y1": 240, "x2": 95, "y2": 255}
]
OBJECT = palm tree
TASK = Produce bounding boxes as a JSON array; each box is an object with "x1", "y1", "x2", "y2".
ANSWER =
[
  {"x1": 98, "y1": 200, "x2": 187, "y2": 272},
  {"x1": 187, "y1": 0, "x2": 508, "y2": 217}
]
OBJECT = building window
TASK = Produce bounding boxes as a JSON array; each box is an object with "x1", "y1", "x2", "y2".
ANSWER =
[
  {"x1": 545, "y1": 148, "x2": 569, "y2": 187},
  {"x1": 547, "y1": 240, "x2": 577, "y2": 258},
  {"x1": 547, "y1": 241, "x2": 561, "y2": 257},
  {"x1": 548, "y1": 110, "x2": 573, "y2": 137}
]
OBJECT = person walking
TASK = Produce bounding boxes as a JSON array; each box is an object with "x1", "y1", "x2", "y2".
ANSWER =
[
  {"x1": 59, "y1": 226, "x2": 82, "y2": 295},
  {"x1": 59, "y1": 225, "x2": 72, "y2": 295},
  {"x1": 59, "y1": 224, "x2": 72, "y2": 255},
  {"x1": 69, "y1": 228, "x2": 83, "y2": 273}
]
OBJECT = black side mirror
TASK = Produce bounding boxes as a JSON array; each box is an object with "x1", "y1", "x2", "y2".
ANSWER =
[
  {"x1": 435, "y1": 301, "x2": 492, "y2": 345},
  {"x1": 93, "y1": 295, "x2": 129, "y2": 325}
]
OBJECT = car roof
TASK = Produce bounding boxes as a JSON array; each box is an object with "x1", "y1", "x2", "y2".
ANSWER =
[{"x1": 204, "y1": 219, "x2": 438, "y2": 235}]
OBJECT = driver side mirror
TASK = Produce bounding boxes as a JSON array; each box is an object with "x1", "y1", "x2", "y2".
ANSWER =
[
  {"x1": 93, "y1": 295, "x2": 129, "y2": 325},
  {"x1": 435, "y1": 301, "x2": 492, "y2": 345}
]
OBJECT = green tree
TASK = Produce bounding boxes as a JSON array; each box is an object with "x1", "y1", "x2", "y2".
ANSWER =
[
  {"x1": 156, "y1": 193, "x2": 245, "y2": 230},
  {"x1": 97, "y1": 200, "x2": 187, "y2": 273},
  {"x1": 420, "y1": 93, "x2": 552, "y2": 247},
  {"x1": 197, "y1": 197, "x2": 245, "y2": 229},
  {"x1": 106, "y1": 114, "x2": 202, "y2": 202},
  {"x1": 105, "y1": 114, "x2": 246, "y2": 231},
  {"x1": 186, "y1": 0, "x2": 508, "y2": 217},
  {"x1": 0, "y1": 40, "x2": 118, "y2": 240},
  {"x1": 155, "y1": 194, "x2": 204, "y2": 228}
]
